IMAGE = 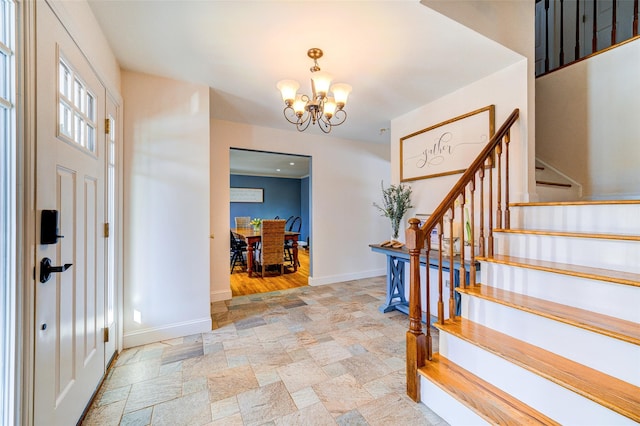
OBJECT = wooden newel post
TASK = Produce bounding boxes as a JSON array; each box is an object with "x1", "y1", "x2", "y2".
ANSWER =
[{"x1": 405, "y1": 218, "x2": 426, "y2": 402}]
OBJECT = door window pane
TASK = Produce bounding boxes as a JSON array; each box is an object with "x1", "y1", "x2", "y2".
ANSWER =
[
  {"x1": 57, "y1": 58, "x2": 97, "y2": 152},
  {"x1": 0, "y1": 52, "x2": 6, "y2": 100},
  {"x1": 59, "y1": 62, "x2": 70, "y2": 99},
  {"x1": 86, "y1": 92, "x2": 94, "y2": 120},
  {"x1": 74, "y1": 113, "x2": 84, "y2": 146},
  {"x1": 86, "y1": 123, "x2": 95, "y2": 151},
  {"x1": 59, "y1": 102, "x2": 71, "y2": 138}
]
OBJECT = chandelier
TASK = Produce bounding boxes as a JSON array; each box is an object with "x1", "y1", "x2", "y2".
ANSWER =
[{"x1": 277, "y1": 48, "x2": 352, "y2": 134}]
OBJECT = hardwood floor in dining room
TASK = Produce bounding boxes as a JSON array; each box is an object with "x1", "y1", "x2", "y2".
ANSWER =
[{"x1": 230, "y1": 248, "x2": 310, "y2": 296}]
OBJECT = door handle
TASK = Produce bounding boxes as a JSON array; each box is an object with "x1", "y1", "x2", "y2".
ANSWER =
[{"x1": 40, "y1": 257, "x2": 73, "y2": 283}]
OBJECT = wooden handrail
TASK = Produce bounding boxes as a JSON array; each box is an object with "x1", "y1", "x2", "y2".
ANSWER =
[
  {"x1": 404, "y1": 108, "x2": 519, "y2": 402},
  {"x1": 418, "y1": 109, "x2": 519, "y2": 237}
]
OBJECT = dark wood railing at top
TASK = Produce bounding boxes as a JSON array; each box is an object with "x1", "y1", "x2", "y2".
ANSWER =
[
  {"x1": 404, "y1": 108, "x2": 520, "y2": 402},
  {"x1": 538, "y1": 0, "x2": 639, "y2": 76}
]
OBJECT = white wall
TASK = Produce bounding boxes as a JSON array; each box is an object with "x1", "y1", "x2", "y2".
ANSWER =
[
  {"x1": 210, "y1": 119, "x2": 390, "y2": 301},
  {"x1": 422, "y1": 0, "x2": 537, "y2": 203},
  {"x1": 536, "y1": 38, "x2": 640, "y2": 200},
  {"x1": 122, "y1": 71, "x2": 211, "y2": 347},
  {"x1": 391, "y1": 60, "x2": 529, "y2": 220}
]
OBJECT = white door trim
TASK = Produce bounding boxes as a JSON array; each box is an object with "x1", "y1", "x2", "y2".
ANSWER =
[{"x1": 18, "y1": 0, "x2": 38, "y2": 424}]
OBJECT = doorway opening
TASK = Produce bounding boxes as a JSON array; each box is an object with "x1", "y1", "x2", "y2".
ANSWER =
[{"x1": 229, "y1": 148, "x2": 311, "y2": 297}]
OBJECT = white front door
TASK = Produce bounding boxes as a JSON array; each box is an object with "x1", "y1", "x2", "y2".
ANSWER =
[{"x1": 34, "y1": 3, "x2": 107, "y2": 424}]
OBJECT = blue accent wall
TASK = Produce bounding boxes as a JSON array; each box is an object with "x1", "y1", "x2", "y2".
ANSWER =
[{"x1": 230, "y1": 175, "x2": 309, "y2": 242}]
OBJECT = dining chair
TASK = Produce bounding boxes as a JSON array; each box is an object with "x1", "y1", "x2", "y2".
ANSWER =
[
  {"x1": 254, "y1": 219, "x2": 286, "y2": 277},
  {"x1": 234, "y1": 216, "x2": 251, "y2": 228},
  {"x1": 230, "y1": 231, "x2": 247, "y2": 273},
  {"x1": 284, "y1": 215, "x2": 295, "y2": 230},
  {"x1": 284, "y1": 216, "x2": 306, "y2": 266}
]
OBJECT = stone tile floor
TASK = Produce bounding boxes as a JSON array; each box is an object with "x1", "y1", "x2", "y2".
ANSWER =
[{"x1": 82, "y1": 277, "x2": 447, "y2": 425}]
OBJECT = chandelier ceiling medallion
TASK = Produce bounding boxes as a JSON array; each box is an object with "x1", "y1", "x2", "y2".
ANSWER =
[{"x1": 277, "y1": 48, "x2": 352, "y2": 134}]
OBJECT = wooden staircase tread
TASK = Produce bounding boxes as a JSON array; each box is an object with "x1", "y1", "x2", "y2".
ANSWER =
[
  {"x1": 536, "y1": 180, "x2": 572, "y2": 188},
  {"x1": 477, "y1": 254, "x2": 640, "y2": 288},
  {"x1": 419, "y1": 353, "x2": 560, "y2": 426},
  {"x1": 457, "y1": 284, "x2": 640, "y2": 345},
  {"x1": 510, "y1": 200, "x2": 640, "y2": 207},
  {"x1": 494, "y1": 227, "x2": 640, "y2": 242},
  {"x1": 435, "y1": 319, "x2": 640, "y2": 422}
]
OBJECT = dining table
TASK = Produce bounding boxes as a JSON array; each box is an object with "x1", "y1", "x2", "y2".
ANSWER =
[{"x1": 231, "y1": 227, "x2": 300, "y2": 277}]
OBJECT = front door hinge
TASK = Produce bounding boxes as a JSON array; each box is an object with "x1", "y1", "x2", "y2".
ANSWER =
[
  {"x1": 103, "y1": 327, "x2": 110, "y2": 342},
  {"x1": 105, "y1": 118, "x2": 111, "y2": 135},
  {"x1": 104, "y1": 222, "x2": 110, "y2": 238}
]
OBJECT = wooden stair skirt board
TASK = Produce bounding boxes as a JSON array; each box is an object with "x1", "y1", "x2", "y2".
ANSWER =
[
  {"x1": 433, "y1": 319, "x2": 640, "y2": 423},
  {"x1": 419, "y1": 353, "x2": 560, "y2": 426}
]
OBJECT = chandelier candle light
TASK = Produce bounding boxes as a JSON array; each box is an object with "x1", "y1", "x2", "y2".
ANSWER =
[{"x1": 277, "y1": 48, "x2": 352, "y2": 133}]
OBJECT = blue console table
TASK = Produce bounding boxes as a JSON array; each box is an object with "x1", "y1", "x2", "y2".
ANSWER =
[{"x1": 370, "y1": 244, "x2": 478, "y2": 317}]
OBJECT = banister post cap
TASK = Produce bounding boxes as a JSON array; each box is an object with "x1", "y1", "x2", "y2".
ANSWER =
[{"x1": 405, "y1": 218, "x2": 424, "y2": 250}]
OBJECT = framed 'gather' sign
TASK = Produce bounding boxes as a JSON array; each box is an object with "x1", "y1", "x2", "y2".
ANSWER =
[{"x1": 400, "y1": 105, "x2": 495, "y2": 182}]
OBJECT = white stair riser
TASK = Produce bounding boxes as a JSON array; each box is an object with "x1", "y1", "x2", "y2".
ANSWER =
[
  {"x1": 438, "y1": 333, "x2": 637, "y2": 425},
  {"x1": 480, "y1": 261, "x2": 640, "y2": 323},
  {"x1": 495, "y1": 233, "x2": 640, "y2": 274},
  {"x1": 460, "y1": 294, "x2": 640, "y2": 387},
  {"x1": 419, "y1": 378, "x2": 489, "y2": 426},
  {"x1": 511, "y1": 204, "x2": 640, "y2": 234}
]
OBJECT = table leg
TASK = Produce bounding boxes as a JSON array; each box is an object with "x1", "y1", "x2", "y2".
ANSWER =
[
  {"x1": 247, "y1": 243, "x2": 254, "y2": 277},
  {"x1": 292, "y1": 240, "x2": 299, "y2": 272},
  {"x1": 379, "y1": 256, "x2": 408, "y2": 313}
]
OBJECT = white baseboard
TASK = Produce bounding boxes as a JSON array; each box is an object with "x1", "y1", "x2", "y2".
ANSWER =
[
  {"x1": 210, "y1": 289, "x2": 232, "y2": 302},
  {"x1": 308, "y1": 269, "x2": 386, "y2": 286},
  {"x1": 123, "y1": 317, "x2": 212, "y2": 348}
]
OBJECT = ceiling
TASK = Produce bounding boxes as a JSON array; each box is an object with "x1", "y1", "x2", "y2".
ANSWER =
[
  {"x1": 230, "y1": 149, "x2": 310, "y2": 179},
  {"x1": 87, "y1": 0, "x2": 522, "y2": 145}
]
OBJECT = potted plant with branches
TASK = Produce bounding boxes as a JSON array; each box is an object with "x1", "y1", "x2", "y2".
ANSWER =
[{"x1": 373, "y1": 181, "x2": 413, "y2": 240}]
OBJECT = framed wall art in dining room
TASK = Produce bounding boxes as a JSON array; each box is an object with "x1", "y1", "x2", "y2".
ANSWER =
[
  {"x1": 230, "y1": 187, "x2": 264, "y2": 203},
  {"x1": 400, "y1": 105, "x2": 495, "y2": 182}
]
